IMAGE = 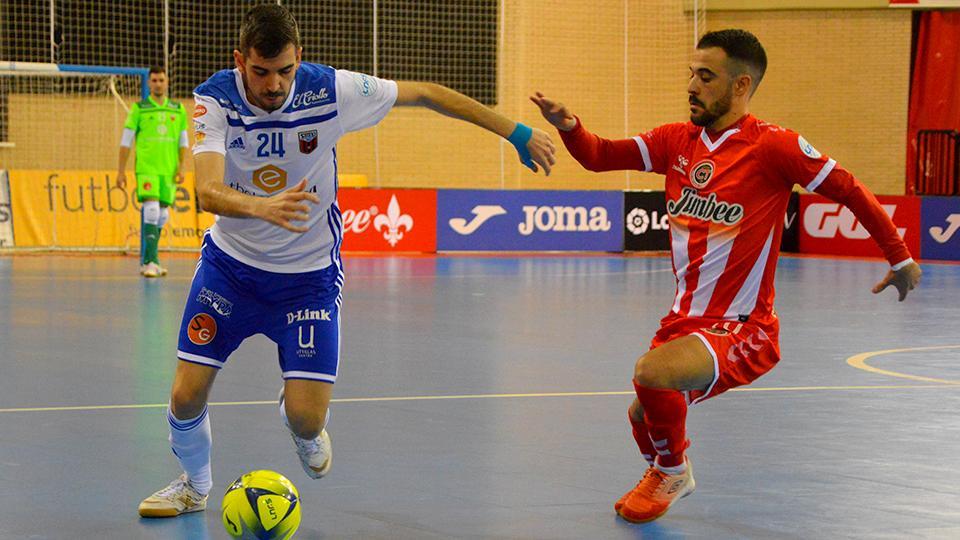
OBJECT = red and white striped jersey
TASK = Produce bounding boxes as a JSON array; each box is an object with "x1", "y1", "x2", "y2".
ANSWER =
[{"x1": 560, "y1": 114, "x2": 911, "y2": 335}]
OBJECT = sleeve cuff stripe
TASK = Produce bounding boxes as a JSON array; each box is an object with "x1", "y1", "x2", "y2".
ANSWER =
[
  {"x1": 891, "y1": 258, "x2": 914, "y2": 271},
  {"x1": 805, "y1": 158, "x2": 836, "y2": 192},
  {"x1": 632, "y1": 136, "x2": 653, "y2": 172}
]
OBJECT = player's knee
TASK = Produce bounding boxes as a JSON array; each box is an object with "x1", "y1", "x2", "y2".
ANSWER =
[
  {"x1": 284, "y1": 402, "x2": 326, "y2": 439},
  {"x1": 633, "y1": 357, "x2": 670, "y2": 389},
  {"x1": 628, "y1": 399, "x2": 644, "y2": 422},
  {"x1": 170, "y1": 382, "x2": 207, "y2": 418},
  {"x1": 142, "y1": 200, "x2": 160, "y2": 225}
]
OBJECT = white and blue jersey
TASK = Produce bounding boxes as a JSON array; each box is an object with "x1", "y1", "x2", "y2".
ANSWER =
[
  {"x1": 180, "y1": 63, "x2": 396, "y2": 382},
  {"x1": 192, "y1": 63, "x2": 397, "y2": 273}
]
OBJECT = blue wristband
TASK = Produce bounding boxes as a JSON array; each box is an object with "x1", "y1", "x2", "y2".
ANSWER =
[{"x1": 507, "y1": 123, "x2": 535, "y2": 169}]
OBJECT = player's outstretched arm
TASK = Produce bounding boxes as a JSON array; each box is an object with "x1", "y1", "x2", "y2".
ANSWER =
[
  {"x1": 872, "y1": 262, "x2": 922, "y2": 302},
  {"x1": 394, "y1": 81, "x2": 556, "y2": 175},
  {"x1": 530, "y1": 91, "x2": 645, "y2": 173},
  {"x1": 529, "y1": 92, "x2": 577, "y2": 132},
  {"x1": 194, "y1": 152, "x2": 319, "y2": 233}
]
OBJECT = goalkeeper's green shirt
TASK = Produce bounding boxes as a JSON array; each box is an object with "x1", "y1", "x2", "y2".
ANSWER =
[{"x1": 123, "y1": 96, "x2": 188, "y2": 176}]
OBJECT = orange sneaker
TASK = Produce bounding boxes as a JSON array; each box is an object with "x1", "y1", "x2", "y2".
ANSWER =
[{"x1": 616, "y1": 458, "x2": 695, "y2": 523}]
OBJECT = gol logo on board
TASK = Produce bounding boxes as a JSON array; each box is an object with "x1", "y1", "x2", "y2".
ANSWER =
[
  {"x1": 188, "y1": 313, "x2": 217, "y2": 345},
  {"x1": 253, "y1": 164, "x2": 287, "y2": 194}
]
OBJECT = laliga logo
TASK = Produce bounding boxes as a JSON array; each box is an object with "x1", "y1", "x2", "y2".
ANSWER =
[
  {"x1": 803, "y1": 203, "x2": 905, "y2": 239},
  {"x1": 373, "y1": 195, "x2": 413, "y2": 247},
  {"x1": 252, "y1": 164, "x2": 287, "y2": 194},
  {"x1": 930, "y1": 214, "x2": 960, "y2": 244},
  {"x1": 626, "y1": 207, "x2": 669, "y2": 235}
]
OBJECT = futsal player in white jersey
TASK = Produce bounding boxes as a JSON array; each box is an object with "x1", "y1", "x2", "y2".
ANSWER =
[{"x1": 138, "y1": 4, "x2": 556, "y2": 517}]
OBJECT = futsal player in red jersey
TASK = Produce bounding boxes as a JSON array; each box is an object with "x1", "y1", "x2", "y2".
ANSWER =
[{"x1": 532, "y1": 29, "x2": 922, "y2": 523}]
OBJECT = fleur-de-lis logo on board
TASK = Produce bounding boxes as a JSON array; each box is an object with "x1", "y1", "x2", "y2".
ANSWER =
[{"x1": 373, "y1": 195, "x2": 413, "y2": 247}]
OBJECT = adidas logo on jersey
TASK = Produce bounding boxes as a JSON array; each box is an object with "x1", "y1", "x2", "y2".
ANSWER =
[{"x1": 228, "y1": 136, "x2": 245, "y2": 150}]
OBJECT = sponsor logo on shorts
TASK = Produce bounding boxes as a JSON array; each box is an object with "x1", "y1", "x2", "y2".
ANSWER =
[
  {"x1": 702, "y1": 327, "x2": 729, "y2": 336},
  {"x1": 193, "y1": 104, "x2": 207, "y2": 118},
  {"x1": 196, "y1": 287, "x2": 233, "y2": 317},
  {"x1": 297, "y1": 326, "x2": 316, "y2": 358},
  {"x1": 725, "y1": 327, "x2": 770, "y2": 364},
  {"x1": 252, "y1": 164, "x2": 287, "y2": 194},
  {"x1": 187, "y1": 313, "x2": 217, "y2": 345},
  {"x1": 287, "y1": 308, "x2": 331, "y2": 325}
]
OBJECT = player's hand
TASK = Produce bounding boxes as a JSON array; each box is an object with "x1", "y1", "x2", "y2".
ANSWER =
[
  {"x1": 530, "y1": 92, "x2": 577, "y2": 132},
  {"x1": 116, "y1": 171, "x2": 127, "y2": 190},
  {"x1": 526, "y1": 128, "x2": 557, "y2": 176},
  {"x1": 175, "y1": 171, "x2": 185, "y2": 184},
  {"x1": 256, "y1": 179, "x2": 320, "y2": 233},
  {"x1": 872, "y1": 261, "x2": 922, "y2": 302}
]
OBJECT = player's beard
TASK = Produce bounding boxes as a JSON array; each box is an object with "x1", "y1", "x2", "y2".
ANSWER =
[
  {"x1": 690, "y1": 88, "x2": 733, "y2": 128},
  {"x1": 258, "y1": 90, "x2": 288, "y2": 112}
]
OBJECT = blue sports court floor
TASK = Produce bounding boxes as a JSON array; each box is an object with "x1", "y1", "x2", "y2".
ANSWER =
[{"x1": 1, "y1": 253, "x2": 958, "y2": 539}]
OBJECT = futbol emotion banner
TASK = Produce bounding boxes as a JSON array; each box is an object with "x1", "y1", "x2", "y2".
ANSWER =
[
  {"x1": 437, "y1": 189, "x2": 623, "y2": 251},
  {"x1": 338, "y1": 189, "x2": 437, "y2": 252},
  {"x1": 921, "y1": 196, "x2": 960, "y2": 261},
  {"x1": 798, "y1": 194, "x2": 921, "y2": 259},
  {"x1": 7, "y1": 170, "x2": 213, "y2": 249}
]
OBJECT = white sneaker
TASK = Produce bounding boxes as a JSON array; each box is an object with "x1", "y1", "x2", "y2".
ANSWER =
[
  {"x1": 279, "y1": 388, "x2": 332, "y2": 479},
  {"x1": 142, "y1": 262, "x2": 161, "y2": 278},
  {"x1": 138, "y1": 474, "x2": 208, "y2": 518},
  {"x1": 156, "y1": 264, "x2": 168, "y2": 276}
]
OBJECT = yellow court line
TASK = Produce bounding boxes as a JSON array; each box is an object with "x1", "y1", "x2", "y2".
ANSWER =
[
  {"x1": 1, "y1": 384, "x2": 958, "y2": 414},
  {"x1": 846, "y1": 345, "x2": 960, "y2": 384}
]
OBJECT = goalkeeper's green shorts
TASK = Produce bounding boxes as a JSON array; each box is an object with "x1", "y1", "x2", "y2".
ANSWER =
[{"x1": 136, "y1": 174, "x2": 176, "y2": 205}]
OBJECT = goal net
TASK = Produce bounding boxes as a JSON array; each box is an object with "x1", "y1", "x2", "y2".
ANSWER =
[{"x1": 0, "y1": 0, "x2": 705, "y2": 251}]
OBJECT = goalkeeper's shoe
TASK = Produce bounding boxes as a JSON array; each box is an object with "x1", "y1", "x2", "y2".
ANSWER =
[
  {"x1": 279, "y1": 388, "x2": 333, "y2": 479},
  {"x1": 142, "y1": 262, "x2": 162, "y2": 278},
  {"x1": 138, "y1": 474, "x2": 208, "y2": 518}
]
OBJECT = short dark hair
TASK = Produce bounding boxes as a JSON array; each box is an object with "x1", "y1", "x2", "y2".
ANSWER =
[
  {"x1": 697, "y1": 29, "x2": 767, "y2": 93},
  {"x1": 148, "y1": 65, "x2": 165, "y2": 75},
  {"x1": 239, "y1": 4, "x2": 301, "y2": 58}
]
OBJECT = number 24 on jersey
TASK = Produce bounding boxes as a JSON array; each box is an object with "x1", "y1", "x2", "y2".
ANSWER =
[{"x1": 256, "y1": 132, "x2": 285, "y2": 158}]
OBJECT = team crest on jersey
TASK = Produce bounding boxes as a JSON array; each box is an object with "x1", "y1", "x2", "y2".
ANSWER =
[
  {"x1": 298, "y1": 130, "x2": 318, "y2": 154},
  {"x1": 690, "y1": 160, "x2": 715, "y2": 189},
  {"x1": 797, "y1": 135, "x2": 822, "y2": 159}
]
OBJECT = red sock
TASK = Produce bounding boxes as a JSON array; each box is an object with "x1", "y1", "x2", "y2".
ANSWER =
[
  {"x1": 633, "y1": 380, "x2": 689, "y2": 468},
  {"x1": 628, "y1": 412, "x2": 657, "y2": 466}
]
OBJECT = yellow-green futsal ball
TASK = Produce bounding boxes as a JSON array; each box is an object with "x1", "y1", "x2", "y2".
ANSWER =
[{"x1": 221, "y1": 470, "x2": 301, "y2": 540}]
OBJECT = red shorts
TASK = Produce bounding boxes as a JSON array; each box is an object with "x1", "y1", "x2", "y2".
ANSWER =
[{"x1": 649, "y1": 317, "x2": 781, "y2": 405}]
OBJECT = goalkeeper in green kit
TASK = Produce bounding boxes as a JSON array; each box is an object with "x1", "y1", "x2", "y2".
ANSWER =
[{"x1": 117, "y1": 65, "x2": 189, "y2": 277}]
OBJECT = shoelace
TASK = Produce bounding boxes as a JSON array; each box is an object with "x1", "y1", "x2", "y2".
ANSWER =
[
  {"x1": 293, "y1": 435, "x2": 320, "y2": 455},
  {"x1": 156, "y1": 477, "x2": 189, "y2": 499},
  {"x1": 638, "y1": 468, "x2": 670, "y2": 498}
]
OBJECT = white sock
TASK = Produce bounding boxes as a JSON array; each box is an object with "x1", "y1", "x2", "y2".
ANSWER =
[
  {"x1": 167, "y1": 405, "x2": 212, "y2": 495},
  {"x1": 655, "y1": 458, "x2": 687, "y2": 476}
]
